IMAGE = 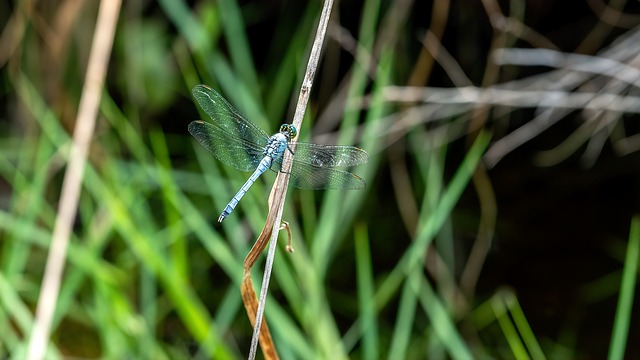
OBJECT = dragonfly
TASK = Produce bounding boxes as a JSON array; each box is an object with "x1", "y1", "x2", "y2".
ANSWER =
[{"x1": 188, "y1": 84, "x2": 368, "y2": 222}]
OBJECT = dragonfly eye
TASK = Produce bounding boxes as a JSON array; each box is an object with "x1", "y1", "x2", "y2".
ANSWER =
[
  {"x1": 280, "y1": 124, "x2": 297, "y2": 139},
  {"x1": 288, "y1": 125, "x2": 297, "y2": 139}
]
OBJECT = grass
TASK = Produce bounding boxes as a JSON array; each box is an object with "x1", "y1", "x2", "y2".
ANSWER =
[{"x1": 1, "y1": 0, "x2": 639, "y2": 359}]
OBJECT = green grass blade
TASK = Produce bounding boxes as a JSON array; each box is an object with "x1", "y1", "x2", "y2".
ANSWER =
[
  {"x1": 0, "y1": 272, "x2": 37, "y2": 358},
  {"x1": 608, "y1": 216, "x2": 640, "y2": 360},
  {"x1": 216, "y1": 0, "x2": 260, "y2": 99},
  {"x1": 264, "y1": 2, "x2": 319, "y2": 120},
  {"x1": 417, "y1": 275, "x2": 474, "y2": 360},
  {"x1": 387, "y1": 271, "x2": 419, "y2": 359},
  {"x1": 492, "y1": 293, "x2": 530, "y2": 360},
  {"x1": 506, "y1": 293, "x2": 547, "y2": 360},
  {"x1": 355, "y1": 223, "x2": 379, "y2": 360},
  {"x1": 377, "y1": 131, "x2": 491, "y2": 308},
  {"x1": 149, "y1": 129, "x2": 188, "y2": 279},
  {"x1": 157, "y1": 0, "x2": 212, "y2": 51}
]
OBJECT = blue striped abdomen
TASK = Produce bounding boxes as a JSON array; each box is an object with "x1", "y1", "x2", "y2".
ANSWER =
[{"x1": 217, "y1": 133, "x2": 288, "y2": 222}]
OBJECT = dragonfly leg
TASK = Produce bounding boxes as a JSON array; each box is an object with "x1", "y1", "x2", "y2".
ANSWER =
[{"x1": 278, "y1": 145, "x2": 296, "y2": 174}]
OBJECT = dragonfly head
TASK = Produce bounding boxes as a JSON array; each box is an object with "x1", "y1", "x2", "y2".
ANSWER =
[{"x1": 279, "y1": 124, "x2": 297, "y2": 140}]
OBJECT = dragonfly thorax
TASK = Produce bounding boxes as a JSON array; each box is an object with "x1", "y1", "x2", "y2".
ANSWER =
[
  {"x1": 262, "y1": 125, "x2": 295, "y2": 160},
  {"x1": 263, "y1": 132, "x2": 289, "y2": 160}
]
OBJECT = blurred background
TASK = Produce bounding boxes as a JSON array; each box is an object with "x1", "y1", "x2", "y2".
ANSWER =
[{"x1": 1, "y1": 0, "x2": 640, "y2": 359}]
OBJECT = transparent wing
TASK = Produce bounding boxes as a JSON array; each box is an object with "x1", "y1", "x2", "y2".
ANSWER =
[
  {"x1": 188, "y1": 121, "x2": 265, "y2": 172},
  {"x1": 277, "y1": 158, "x2": 366, "y2": 190},
  {"x1": 191, "y1": 84, "x2": 368, "y2": 188},
  {"x1": 273, "y1": 143, "x2": 368, "y2": 190},
  {"x1": 289, "y1": 142, "x2": 369, "y2": 168},
  {"x1": 192, "y1": 84, "x2": 269, "y2": 146},
  {"x1": 190, "y1": 84, "x2": 271, "y2": 172}
]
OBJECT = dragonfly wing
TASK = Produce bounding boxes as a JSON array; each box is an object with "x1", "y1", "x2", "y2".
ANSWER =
[
  {"x1": 274, "y1": 157, "x2": 366, "y2": 190},
  {"x1": 192, "y1": 84, "x2": 269, "y2": 147},
  {"x1": 289, "y1": 142, "x2": 369, "y2": 167},
  {"x1": 189, "y1": 120, "x2": 264, "y2": 172}
]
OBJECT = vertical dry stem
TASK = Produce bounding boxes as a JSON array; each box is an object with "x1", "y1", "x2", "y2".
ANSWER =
[
  {"x1": 241, "y1": 0, "x2": 335, "y2": 359},
  {"x1": 26, "y1": 1, "x2": 122, "y2": 359}
]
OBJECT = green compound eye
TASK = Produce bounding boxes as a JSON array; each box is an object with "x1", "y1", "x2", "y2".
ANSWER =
[
  {"x1": 280, "y1": 124, "x2": 297, "y2": 139},
  {"x1": 288, "y1": 125, "x2": 297, "y2": 138}
]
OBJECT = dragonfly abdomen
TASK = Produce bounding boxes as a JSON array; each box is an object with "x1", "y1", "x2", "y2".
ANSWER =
[
  {"x1": 218, "y1": 133, "x2": 289, "y2": 222},
  {"x1": 218, "y1": 156, "x2": 274, "y2": 222}
]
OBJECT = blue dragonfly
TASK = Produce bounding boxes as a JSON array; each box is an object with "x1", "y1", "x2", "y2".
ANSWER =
[{"x1": 188, "y1": 84, "x2": 368, "y2": 222}]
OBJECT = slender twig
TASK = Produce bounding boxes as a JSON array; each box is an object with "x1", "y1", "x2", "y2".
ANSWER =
[
  {"x1": 244, "y1": 1, "x2": 334, "y2": 359},
  {"x1": 493, "y1": 48, "x2": 640, "y2": 87},
  {"x1": 25, "y1": 1, "x2": 121, "y2": 359},
  {"x1": 383, "y1": 86, "x2": 640, "y2": 112}
]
